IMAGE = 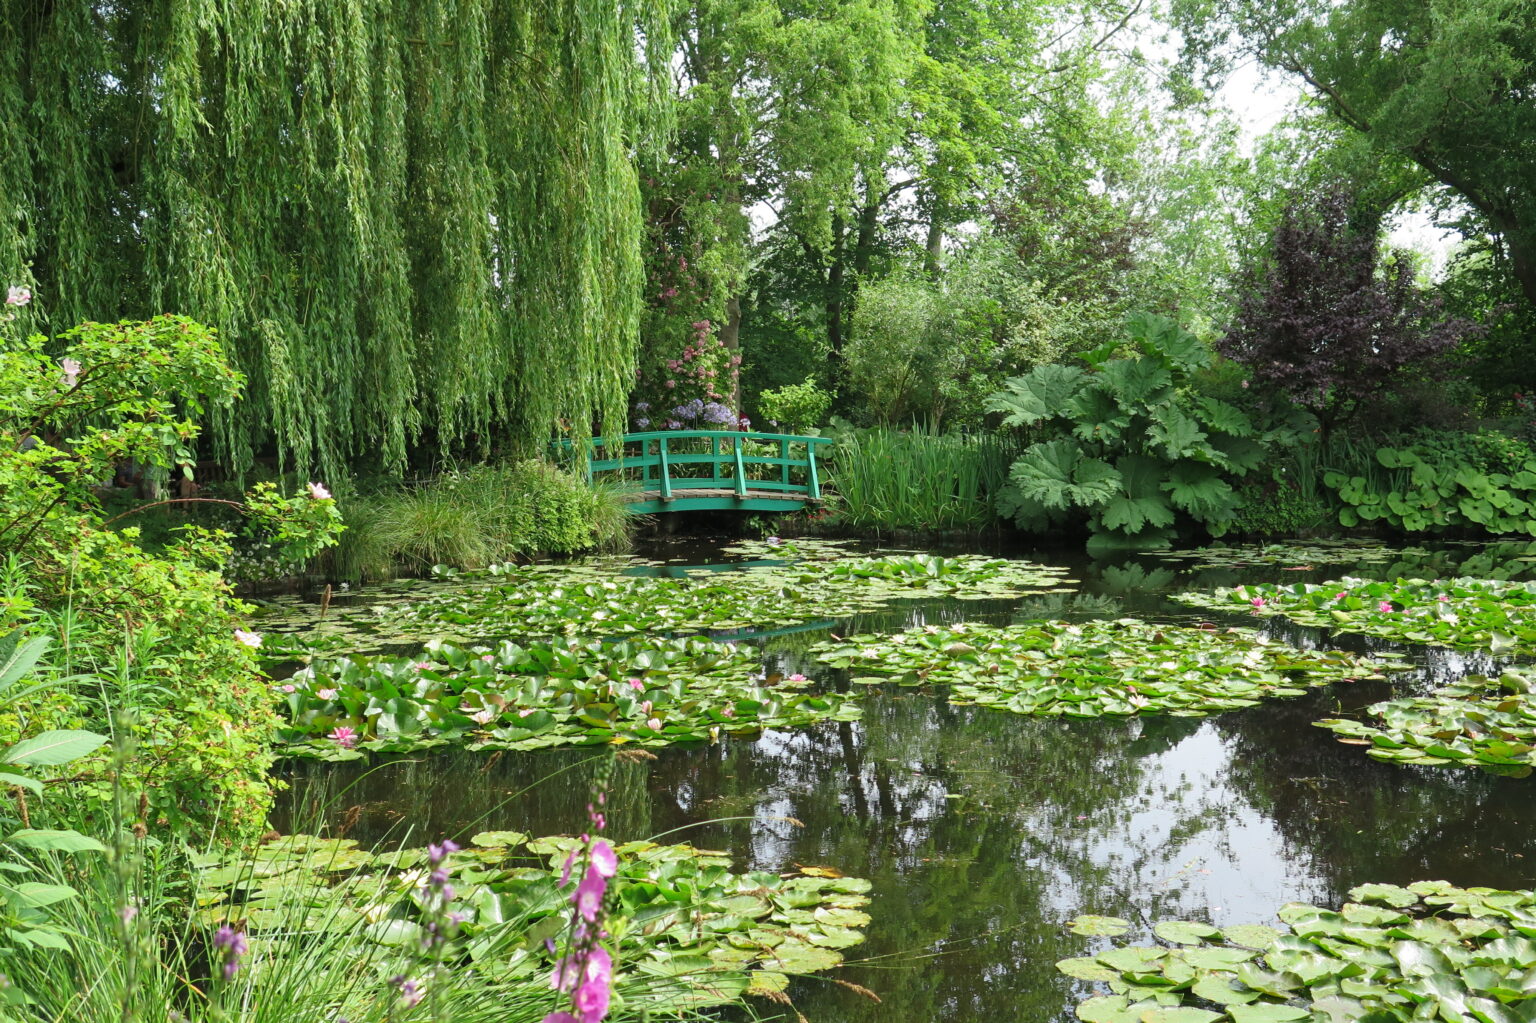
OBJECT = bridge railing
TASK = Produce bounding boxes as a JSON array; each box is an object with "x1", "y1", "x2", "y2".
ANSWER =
[{"x1": 563, "y1": 430, "x2": 832, "y2": 503}]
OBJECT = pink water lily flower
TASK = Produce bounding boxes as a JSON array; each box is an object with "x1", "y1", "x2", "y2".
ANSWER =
[
  {"x1": 1249, "y1": 597, "x2": 1265, "y2": 609},
  {"x1": 786, "y1": 673, "x2": 808, "y2": 682},
  {"x1": 1378, "y1": 601, "x2": 1395, "y2": 613},
  {"x1": 627, "y1": 678, "x2": 645, "y2": 691},
  {"x1": 317, "y1": 688, "x2": 338, "y2": 700},
  {"x1": 329, "y1": 726, "x2": 358, "y2": 748},
  {"x1": 234, "y1": 629, "x2": 262, "y2": 649},
  {"x1": 307, "y1": 481, "x2": 331, "y2": 500},
  {"x1": 470, "y1": 709, "x2": 494, "y2": 725},
  {"x1": 1437, "y1": 594, "x2": 1450, "y2": 603},
  {"x1": 1335, "y1": 591, "x2": 1349, "y2": 600},
  {"x1": 646, "y1": 717, "x2": 662, "y2": 730}
]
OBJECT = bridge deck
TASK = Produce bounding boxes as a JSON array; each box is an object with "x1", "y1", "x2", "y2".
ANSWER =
[{"x1": 622, "y1": 486, "x2": 823, "y2": 515}]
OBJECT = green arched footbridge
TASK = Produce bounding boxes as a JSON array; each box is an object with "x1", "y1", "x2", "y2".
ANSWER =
[{"x1": 571, "y1": 430, "x2": 831, "y2": 515}]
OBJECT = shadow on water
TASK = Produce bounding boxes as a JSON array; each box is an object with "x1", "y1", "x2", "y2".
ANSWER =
[{"x1": 272, "y1": 537, "x2": 1536, "y2": 1023}]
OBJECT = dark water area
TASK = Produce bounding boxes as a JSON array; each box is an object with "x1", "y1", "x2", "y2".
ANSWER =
[{"x1": 272, "y1": 537, "x2": 1536, "y2": 1023}]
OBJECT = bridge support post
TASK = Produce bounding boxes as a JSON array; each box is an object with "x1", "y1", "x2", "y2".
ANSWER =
[
  {"x1": 658, "y1": 437, "x2": 673, "y2": 501},
  {"x1": 732, "y1": 435, "x2": 747, "y2": 498}
]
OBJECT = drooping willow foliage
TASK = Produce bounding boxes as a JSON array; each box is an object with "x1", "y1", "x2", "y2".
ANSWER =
[{"x1": 0, "y1": 1, "x2": 673, "y2": 477}]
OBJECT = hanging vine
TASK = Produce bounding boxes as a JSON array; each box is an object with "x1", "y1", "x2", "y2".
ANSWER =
[{"x1": 0, "y1": 0, "x2": 673, "y2": 477}]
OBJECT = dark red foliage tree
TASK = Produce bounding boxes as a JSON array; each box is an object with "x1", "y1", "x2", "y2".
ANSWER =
[{"x1": 1221, "y1": 186, "x2": 1477, "y2": 431}]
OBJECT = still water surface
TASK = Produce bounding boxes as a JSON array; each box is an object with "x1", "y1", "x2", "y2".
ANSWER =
[{"x1": 273, "y1": 538, "x2": 1536, "y2": 1022}]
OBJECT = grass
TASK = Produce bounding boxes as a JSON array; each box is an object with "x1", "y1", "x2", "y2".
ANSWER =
[
  {"x1": 329, "y1": 460, "x2": 633, "y2": 581},
  {"x1": 827, "y1": 424, "x2": 1017, "y2": 533}
]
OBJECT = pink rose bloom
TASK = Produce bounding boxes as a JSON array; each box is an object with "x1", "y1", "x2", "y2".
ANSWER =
[
  {"x1": 234, "y1": 630, "x2": 262, "y2": 649},
  {"x1": 307, "y1": 481, "x2": 331, "y2": 500},
  {"x1": 59, "y1": 357, "x2": 81, "y2": 387}
]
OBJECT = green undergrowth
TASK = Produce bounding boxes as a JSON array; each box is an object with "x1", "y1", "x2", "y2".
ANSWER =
[
  {"x1": 363, "y1": 554, "x2": 1075, "y2": 645},
  {"x1": 1155, "y1": 541, "x2": 1536, "y2": 581},
  {"x1": 199, "y1": 833, "x2": 871, "y2": 1012},
  {"x1": 1317, "y1": 668, "x2": 1536, "y2": 777},
  {"x1": 1059, "y1": 881, "x2": 1536, "y2": 1023},
  {"x1": 271, "y1": 636, "x2": 860, "y2": 758},
  {"x1": 811, "y1": 619, "x2": 1402, "y2": 718},
  {"x1": 1176, "y1": 578, "x2": 1536, "y2": 656}
]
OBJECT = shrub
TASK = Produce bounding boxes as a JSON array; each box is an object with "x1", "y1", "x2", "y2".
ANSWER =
[
  {"x1": 0, "y1": 313, "x2": 341, "y2": 841},
  {"x1": 330, "y1": 461, "x2": 631, "y2": 579},
  {"x1": 756, "y1": 376, "x2": 833, "y2": 433},
  {"x1": 988, "y1": 312, "x2": 1266, "y2": 551}
]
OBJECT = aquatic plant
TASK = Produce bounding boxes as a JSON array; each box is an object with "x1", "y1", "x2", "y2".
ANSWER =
[
  {"x1": 368, "y1": 554, "x2": 1075, "y2": 644},
  {"x1": 812, "y1": 619, "x2": 1402, "y2": 717},
  {"x1": 197, "y1": 831, "x2": 872, "y2": 1013},
  {"x1": 1176, "y1": 577, "x2": 1536, "y2": 656},
  {"x1": 1059, "y1": 880, "x2": 1536, "y2": 1022},
  {"x1": 273, "y1": 636, "x2": 860, "y2": 757},
  {"x1": 827, "y1": 424, "x2": 1018, "y2": 533},
  {"x1": 1316, "y1": 667, "x2": 1536, "y2": 776}
]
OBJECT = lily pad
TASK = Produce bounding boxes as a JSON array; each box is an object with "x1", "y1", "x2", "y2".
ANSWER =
[{"x1": 1072, "y1": 914, "x2": 1134, "y2": 936}]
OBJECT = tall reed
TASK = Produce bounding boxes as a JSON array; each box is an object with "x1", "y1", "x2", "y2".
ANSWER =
[{"x1": 829, "y1": 425, "x2": 1017, "y2": 533}]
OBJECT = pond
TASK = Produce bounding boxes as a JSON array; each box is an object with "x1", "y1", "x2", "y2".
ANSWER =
[{"x1": 264, "y1": 536, "x2": 1536, "y2": 1023}]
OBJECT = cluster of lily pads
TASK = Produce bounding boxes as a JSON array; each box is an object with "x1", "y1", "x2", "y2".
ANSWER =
[
  {"x1": 811, "y1": 619, "x2": 1402, "y2": 718},
  {"x1": 1316, "y1": 667, "x2": 1536, "y2": 777},
  {"x1": 372, "y1": 554, "x2": 1075, "y2": 644},
  {"x1": 1060, "y1": 880, "x2": 1536, "y2": 1023},
  {"x1": 1153, "y1": 540, "x2": 1429, "y2": 570},
  {"x1": 274, "y1": 636, "x2": 861, "y2": 758},
  {"x1": 1175, "y1": 577, "x2": 1536, "y2": 657},
  {"x1": 197, "y1": 832, "x2": 871, "y2": 1012}
]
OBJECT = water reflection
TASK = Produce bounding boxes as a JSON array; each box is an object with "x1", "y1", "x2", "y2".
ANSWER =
[{"x1": 273, "y1": 539, "x2": 1536, "y2": 1022}]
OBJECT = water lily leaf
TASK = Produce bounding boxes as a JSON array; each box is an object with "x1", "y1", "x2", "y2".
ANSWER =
[
  {"x1": 1227, "y1": 1004, "x2": 1311, "y2": 1022},
  {"x1": 1138, "y1": 1009, "x2": 1221, "y2": 1023},
  {"x1": 1075, "y1": 995, "x2": 1144, "y2": 1023},
  {"x1": 1191, "y1": 975, "x2": 1262, "y2": 1005},
  {"x1": 1224, "y1": 924, "x2": 1285, "y2": 949},
  {"x1": 1071, "y1": 915, "x2": 1133, "y2": 936},
  {"x1": 1059, "y1": 957, "x2": 1122, "y2": 982},
  {"x1": 1154, "y1": 920, "x2": 1221, "y2": 945},
  {"x1": 1350, "y1": 884, "x2": 1420, "y2": 908}
]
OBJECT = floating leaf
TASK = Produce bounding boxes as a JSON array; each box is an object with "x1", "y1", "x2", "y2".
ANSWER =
[{"x1": 1071, "y1": 915, "x2": 1133, "y2": 936}]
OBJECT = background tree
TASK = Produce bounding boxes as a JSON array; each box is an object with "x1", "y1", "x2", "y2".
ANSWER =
[
  {"x1": 1220, "y1": 185, "x2": 1475, "y2": 431},
  {"x1": 0, "y1": 0, "x2": 673, "y2": 477}
]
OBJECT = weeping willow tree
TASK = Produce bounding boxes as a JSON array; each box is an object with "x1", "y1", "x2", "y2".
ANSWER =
[{"x1": 0, "y1": 1, "x2": 672, "y2": 476}]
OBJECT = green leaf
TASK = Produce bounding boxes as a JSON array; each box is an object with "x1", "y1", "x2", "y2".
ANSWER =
[
  {"x1": 1, "y1": 730, "x2": 108, "y2": 767},
  {"x1": 1138, "y1": 1009, "x2": 1222, "y2": 1023},
  {"x1": 1070, "y1": 914, "x2": 1132, "y2": 936},
  {"x1": 1098, "y1": 357, "x2": 1175, "y2": 409},
  {"x1": 5, "y1": 829, "x2": 107, "y2": 853},
  {"x1": 988, "y1": 365, "x2": 1089, "y2": 427},
  {"x1": 1101, "y1": 456, "x2": 1178, "y2": 534},
  {"x1": 1010, "y1": 440, "x2": 1121, "y2": 511},
  {"x1": 1153, "y1": 920, "x2": 1221, "y2": 944},
  {"x1": 1227, "y1": 1004, "x2": 1311, "y2": 1022},
  {"x1": 1162, "y1": 462, "x2": 1239, "y2": 521},
  {"x1": 0, "y1": 632, "x2": 49, "y2": 695}
]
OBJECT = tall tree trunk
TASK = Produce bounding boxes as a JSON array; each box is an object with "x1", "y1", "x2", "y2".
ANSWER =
[{"x1": 923, "y1": 202, "x2": 944, "y2": 279}]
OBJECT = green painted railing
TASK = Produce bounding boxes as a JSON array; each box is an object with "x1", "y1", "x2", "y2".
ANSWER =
[{"x1": 566, "y1": 430, "x2": 832, "y2": 515}]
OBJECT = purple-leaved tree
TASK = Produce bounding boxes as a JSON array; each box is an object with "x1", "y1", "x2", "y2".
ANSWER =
[{"x1": 1221, "y1": 186, "x2": 1477, "y2": 432}]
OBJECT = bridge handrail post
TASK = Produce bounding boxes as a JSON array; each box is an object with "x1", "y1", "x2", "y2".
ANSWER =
[
  {"x1": 807, "y1": 438, "x2": 821, "y2": 500},
  {"x1": 659, "y1": 437, "x2": 673, "y2": 500},
  {"x1": 732, "y1": 434, "x2": 748, "y2": 498},
  {"x1": 711, "y1": 434, "x2": 720, "y2": 488},
  {"x1": 780, "y1": 437, "x2": 790, "y2": 490}
]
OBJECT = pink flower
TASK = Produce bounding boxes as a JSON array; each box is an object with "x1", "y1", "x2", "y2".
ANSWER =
[
  {"x1": 307, "y1": 481, "x2": 331, "y2": 500},
  {"x1": 666, "y1": 360, "x2": 680, "y2": 371},
  {"x1": 469, "y1": 708, "x2": 494, "y2": 725},
  {"x1": 1437, "y1": 594, "x2": 1450, "y2": 603},
  {"x1": 59, "y1": 357, "x2": 81, "y2": 387},
  {"x1": 574, "y1": 866, "x2": 607, "y2": 922},
  {"x1": 542, "y1": 1013, "x2": 580, "y2": 1023},
  {"x1": 787, "y1": 673, "x2": 807, "y2": 682},
  {"x1": 584, "y1": 945, "x2": 614, "y2": 987},
  {"x1": 518, "y1": 707, "x2": 535, "y2": 717},
  {"x1": 590, "y1": 840, "x2": 618, "y2": 879},
  {"x1": 691, "y1": 320, "x2": 710, "y2": 331},
  {"x1": 329, "y1": 726, "x2": 358, "y2": 748},
  {"x1": 559, "y1": 848, "x2": 578, "y2": 886},
  {"x1": 413, "y1": 661, "x2": 432, "y2": 671},
  {"x1": 280, "y1": 684, "x2": 296, "y2": 693},
  {"x1": 1335, "y1": 591, "x2": 1349, "y2": 600},
  {"x1": 234, "y1": 630, "x2": 262, "y2": 649},
  {"x1": 317, "y1": 688, "x2": 338, "y2": 700},
  {"x1": 1250, "y1": 597, "x2": 1265, "y2": 609},
  {"x1": 721, "y1": 706, "x2": 736, "y2": 718},
  {"x1": 1377, "y1": 601, "x2": 1395, "y2": 613},
  {"x1": 641, "y1": 700, "x2": 652, "y2": 714},
  {"x1": 664, "y1": 379, "x2": 676, "y2": 389},
  {"x1": 659, "y1": 287, "x2": 678, "y2": 299},
  {"x1": 646, "y1": 717, "x2": 662, "y2": 730},
  {"x1": 574, "y1": 976, "x2": 610, "y2": 1023},
  {"x1": 5, "y1": 285, "x2": 31, "y2": 306},
  {"x1": 481, "y1": 654, "x2": 495, "y2": 663},
  {"x1": 627, "y1": 678, "x2": 644, "y2": 691}
]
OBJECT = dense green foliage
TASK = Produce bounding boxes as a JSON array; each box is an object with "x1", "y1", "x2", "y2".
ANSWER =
[
  {"x1": 813, "y1": 619, "x2": 1401, "y2": 717},
  {"x1": 1, "y1": 1, "x2": 672, "y2": 477},
  {"x1": 989, "y1": 313, "x2": 1267, "y2": 550},
  {"x1": 1062, "y1": 882, "x2": 1536, "y2": 1023},
  {"x1": 0, "y1": 315, "x2": 340, "y2": 839},
  {"x1": 1325, "y1": 431, "x2": 1536, "y2": 534}
]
